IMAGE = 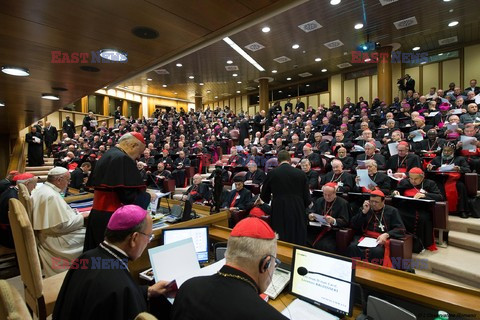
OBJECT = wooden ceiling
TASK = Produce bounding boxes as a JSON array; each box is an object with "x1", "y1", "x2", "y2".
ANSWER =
[
  {"x1": 121, "y1": 0, "x2": 480, "y2": 103},
  {"x1": 0, "y1": 0, "x2": 301, "y2": 134},
  {"x1": 1, "y1": 0, "x2": 479, "y2": 135}
]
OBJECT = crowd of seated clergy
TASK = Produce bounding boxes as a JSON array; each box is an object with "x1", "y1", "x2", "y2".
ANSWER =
[{"x1": 43, "y1": 77, "x2": 480, "y2": 266}]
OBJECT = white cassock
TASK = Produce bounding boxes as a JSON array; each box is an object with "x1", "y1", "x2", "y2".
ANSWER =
[{"x1": 32, "y1": 182, "x2": 85, "y2": 277}]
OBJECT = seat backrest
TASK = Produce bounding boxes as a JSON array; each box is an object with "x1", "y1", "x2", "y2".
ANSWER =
[
  {"x1": 265, "y1": 157, "x2": 278, "y2": 172},
  {"x1": 367, "y1": 296, "x2": 416, "y2": 320},
  {"x1": 0, "y1": 280, "x2": 32, "y2": 320},
  {"x1": 8, "y1": 199, "x2": 43, "y2": 300},
  {"x1": 17, "y1": 183, "x2": 33, "y2": 223},
  {"x1": 233, "y1": 171, "x2": 247, "y2": 179}
]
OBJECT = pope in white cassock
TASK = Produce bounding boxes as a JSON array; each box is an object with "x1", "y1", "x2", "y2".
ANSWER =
[{"x1": 32, "y1": 167, "x2": 89, "y2": 277}]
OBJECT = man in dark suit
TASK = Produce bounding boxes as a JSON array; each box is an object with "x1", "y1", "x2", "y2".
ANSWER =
[
  {"x1": 464, "y1": 79, "x2": 480, "y2": 95},
  {"x1": 43, "y1": 121, "x2": 58, "y2": 157},
  {"x1": 405, "y1": 74, "x2": 415, "y2": 93},
  {"x1": 70, "y1": 162, "x2": 91, "y2": 190},
  {"x1": 62, "y1": 115, "x2": 75, "y2": 138},
  {"x1": 245, "y1": 161, "x2": 266, "y2": 185},
  {"x1": 222, "y1": 175, "x2": 253, "y2": 227},
  {"x1": 252, "y1": 110, "x2": 266, "y2": 138},
  {"x1": 260, "y1": 150, "x2": 311, "y2": 245}
]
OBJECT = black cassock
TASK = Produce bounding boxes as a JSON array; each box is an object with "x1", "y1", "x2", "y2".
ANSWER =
[
  {"x1": 53, "y1": 243, "x2": 170, "y2": 320},
  {"x1": 347, "y1": 205, "x2": 405, "y2": 263},
  {"x1": 261, "y1": 163, "x2": 311, "y2": 245},
  {"x1": 84, "y1": 147, "x2": 150, "y2": 251},
  {"x1": 26, "y1": 132, "x2": 44, "y2": 166},
  {"x1": 171, "y1": 265, "x2": 288, "y2": 320},
  {"x1": 307, "y1": 196, "x2": 350, "y2": 254},
  {"x1": 396, "y1": 178, "x2": 444, "y2": 252}
]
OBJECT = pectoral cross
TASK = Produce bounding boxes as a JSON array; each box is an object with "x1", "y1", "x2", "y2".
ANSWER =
[{"x1": 378, "y1": 223, "x2": 385, "y2": 232}]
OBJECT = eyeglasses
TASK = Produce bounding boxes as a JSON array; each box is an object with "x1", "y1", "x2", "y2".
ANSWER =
[
  {"x1": 138, "y1": 231, "x2": 155, "y2": 242},
  {"x1": 267, "y1": 255, "x2": 282, "y2": 269}
]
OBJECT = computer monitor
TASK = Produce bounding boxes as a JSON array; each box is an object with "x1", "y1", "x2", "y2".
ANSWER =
[
  {"x1": 290, "y1": 247, "x2": 355, "y2": 317},
  {"x1": 163, "y1": 226, "x2": 209, "y2": 263}
]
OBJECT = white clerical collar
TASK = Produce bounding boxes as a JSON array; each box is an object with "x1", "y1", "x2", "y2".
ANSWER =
[{"x1": 104, "y1": 240, "x2": 129, "y2": 258}]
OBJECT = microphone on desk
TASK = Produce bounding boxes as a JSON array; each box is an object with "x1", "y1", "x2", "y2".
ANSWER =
[{"x1": 296, "y1": 266, "x2": 367, "y2": 320}]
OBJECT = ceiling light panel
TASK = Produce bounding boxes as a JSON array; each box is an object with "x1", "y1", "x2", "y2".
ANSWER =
[
  {"x1": 244, "y1": 42, "x2": 265, "y2": 52},
  {"x1": 324, "y1": 40, "x2": 344, "y2": 49},
  {"x1": 298, "y1": 20, "x2": 323, "y2": 33},
  {"x1": 393, "y1": 16, "x2": 418, "y2": 29},
  {"x1": 273, "y1": 56, "x2": 291, "y2": 63}
]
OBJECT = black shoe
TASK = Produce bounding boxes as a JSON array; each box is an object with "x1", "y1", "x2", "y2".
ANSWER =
[{"x1": 460, "y1": 211, "x2": 469, "y2": 219}]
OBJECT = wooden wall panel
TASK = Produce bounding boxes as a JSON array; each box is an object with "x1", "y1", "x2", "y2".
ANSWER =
[
  {"x1": 343, "y1": 79, "x2": 356, "y2": 104},
  {"x1": 330, "y1": 74, "x2": 342, "y2": 105},
  {"x1": 357, "y1": 77, "x2": 370, "y2": 103},
  {"x1": 464, "y1": 44, "x2": 480, "y2": 88},
  {"x1": 442, "y1": 59, "x2": 460, "y2": 90},
  {"x1": 422, "y1": 63, "x2": 439, "y2": 95},
  {"x1": 372, "y1": 75, "x2": 378, "y2": 100}
]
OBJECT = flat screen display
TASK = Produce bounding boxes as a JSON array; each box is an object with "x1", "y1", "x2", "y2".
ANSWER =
[{"x1": 163, "y1": 226, "x2": 209, "y2": 263}]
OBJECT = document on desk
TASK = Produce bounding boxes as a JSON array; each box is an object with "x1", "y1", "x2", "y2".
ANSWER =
[
  {"x1": 393, "y1": 195, "x2": 434, "y2": 203},
  {"x1": 439, "y1": 164, "x2": 455, "y2": 172},
  {"x1": 357, "y1": 169, "x2": 376, "y2": 188},
  {"x1": 357, "y1": 237, "x2": 378, "y2": 248},
  {"x1": 281, "y1": 298, "x2": 339, "y2": 320},
  {"x1": 148, "y1": 238, "x2": 200, "y2": 285}
]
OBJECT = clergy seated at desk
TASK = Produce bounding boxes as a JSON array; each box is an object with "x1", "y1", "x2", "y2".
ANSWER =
[
  {"x1": 172, "y1": 151, "x2": 191, "y2": 187},
  {"x1": 307, "y1": 183, "x2": 350, "y2": 253},
  {"x1": 300, "y1": 159, "x2": 319, "y2": 190},
  {"x1": 336, "y1": 147, "x2": 354, "y2": 170},
  {"x1": 171, "y1": 217, "x2": 288, "y2": 320},
  {"x1": 227, "y1": 146, "x2": 245, "y2": 167},
  {"x1": 53, "y1": 205, "x2": 174, "y2": 320},
  {"x1": 32, "y1": 167, "x2": 88, "y2": 277},
  {"x1": 319, "y1": 159, "x2": 354, "y2": 193},
  {"x1": 180, "y1": 174, "x2": 211, "y2": 204},
  {"x1": 148, "y1": 162, "x2": 172, "y2": 191},
  {"x1": 346, "y1": 190, "x2": 406, "y2": 267},
  {"x1": 386, "y1": 141, "x2": 422, "y2": 174},
  {"x1": 245, "y1": 161, "x2": 266, "y2": 185},
  {"x1": 69, "y1": 162, "x2": 91, "y2": 191},
  {"x1": 222, "y1": 175, "x2": 252, "y2": 227},
  {"x1": 355, "y1": 142, "x2": 386, "y2": 170},
  {"x1": 393, "y1": 167, "x2": 444, "y2": 252},
  {"x1": 426, "y1": 143, "x2": 471, "y2": 218},
  {"x1": 353, "y1": 160, "x2": 391, "y2": 195}
]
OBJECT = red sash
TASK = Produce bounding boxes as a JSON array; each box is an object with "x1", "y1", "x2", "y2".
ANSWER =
[
  {"x1": 92, "y1": 190, "x2": 122, "y2": 212},
  {"x1": 397, "y1": 167, "x2": 407, "y2": 173},
  {"x1": 230, "y1": 192, "x2": 239, "y2": 208},
  {"x1": 364, "y1": 230, "x2": 392, "y2": 268},
  {"x1": 444, "y1": 172, "x2": 461, "y2": 212}
]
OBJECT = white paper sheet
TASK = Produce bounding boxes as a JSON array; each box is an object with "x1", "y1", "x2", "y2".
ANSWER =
[
  {"x1": 356, "y1": 169, "x2": 377, "y2": 188},
  {"x1": 281, "y1": 298, "x2": 339, "y2": 320},
  {"x1": 439, "y1": 164, "x2": 455, "y2": 172},
  {"x1": 475, "y1": 94, "x2": 480, "y2": 104},
  {"x1": 388, "y1": 142, "x2": 399, "y2": 156},
  {"x1": 446, "y1": 122, "x2": 459, "y2": 131},
  {"x1": 451, "y1": 109, "x2": 463, "y2": 115},
  {"x1": 357, "y1": 237, "x2": 378, "y2": 248},
  {"x1": 353, "y1": 145, "x2": 365, "y2": 152},
  {"x1": 410, "y1": 130, "x2": 424, "y2": 142},
  {"x1": 426, "y1": 111, "x2": 439, "y2": 117},
  {"x1": 460, "y1": 135, "x2": 477, "y2": 151},
  {"x1": 312, "y1": 213, "x2": 330, "y2": 226},
  {"x1": 393, "y1": 195, "x2": 434, "y2": 203}
]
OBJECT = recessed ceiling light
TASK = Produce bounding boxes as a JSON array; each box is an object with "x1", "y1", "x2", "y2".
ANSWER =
[
  {"x1": 412, "y1": 46, "x2": 420, "y2": 51},
  {"x1": 188, "y1": 76, "x2": 194, "y2": 79},
  {"x1": 354, "y1": 23, "x2": 364, "y2": 30},
  {"x1": 330, "y1": 0, "x2": 341, "y2": 5},
  {"x1": 0, "y1": 101, "x2": 5, "y2": 107},
  {"x1": 176, "y1": 63, "x2": 182, "y2": 67},
  {"x1": 278, "y1": 90, "x2": 282, "y2": 93},
  {"x1": 1, "y1": 66, "x2": 30, "y2": 77},
  {"x1": 41, "y1": 93, "x2": 60, "y2": 100},
  {"x1": 306, "y1": 84, "x2": 310, "y2": 87},
  {"x1": 162, "y1": 84, "x2": 167, "y2": 88},
  {"x1": 315, "y1": 58, "x2": 322, "y2": 62},
  {"x1": 364, "y1": 58, "x2": 371, "y2": 62},
  {"x1": 236, "y1": 90, "x2": 241, "y2": 93},
  {"x1": 214, "y1": 96, "x2": 218, "y2": 98},
  {"x1": 199, "y1": 83, "x2": 204, "y2": 86},
  {"x1": 232, "y1": 73, "x2": 238, "y2": 77},
  {"x1": 272, "y1": 70, "x2": 277, "y2": 73},
  {"x1": 438, "y1": 53, "x2": 444, "y2": 56},
  {"x1": 226, "y1": 60, "x2": 233, "y2": 64},
  {"x1": 146, "y1": 78, "x2": 152, "y2": 81},
  {"x1": 99, "y1": 49, "x2": 128, "y2": 62},
  {"x1": 292, "y1": 44, "x2": 300, "y2": 49},
  {"x1": 321, "y1": 68, "x2": 327, "y2": 72},
  {"x1": 223, "y1": 37, "x2": 265, "y2": 71},
  {"x1": 288, "y1": 94, "x2": 291, "y2": 97},
  {"x1": 174, "y1": 92, "x2": 178, "y2": 95},
  {"x1": 237, "y1": 81, "x2": 242, "y2": 84},
  {"x1": 262, "y1": 27, "x2": 270, "y2": 33},
  {"x1": 448, "y1": 21, "x2": 459, "y2": 27},
  {"x1": 443, "y1": 0, "x2": 452, "y2": 2},
  {"x1": 286, "y1": 77, "x2": 292, "y2": 80},
  {"x1": 207, "y1": 90, "x2": 211, "y2": 93}
]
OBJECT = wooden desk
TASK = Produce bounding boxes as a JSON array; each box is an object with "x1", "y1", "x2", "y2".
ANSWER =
[
  {"x1": 129, "y1": 201, "x2": 229, "y2": 276},
  {"x1": 210, "y1": 225, "x2": 480, "y2": 317},
  {"x1": 64, "y1": 188, "x2": 93, "y2": 203}
]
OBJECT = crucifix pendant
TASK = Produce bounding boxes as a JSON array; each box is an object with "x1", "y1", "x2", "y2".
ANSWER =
[{"x1": 378, "y1": 223, "x2": 385, "y2": 232}]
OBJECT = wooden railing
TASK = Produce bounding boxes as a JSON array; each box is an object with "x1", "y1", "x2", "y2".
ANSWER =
[{"x1": 6, "y1": 137, "x2": 26, "y2": 175}]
